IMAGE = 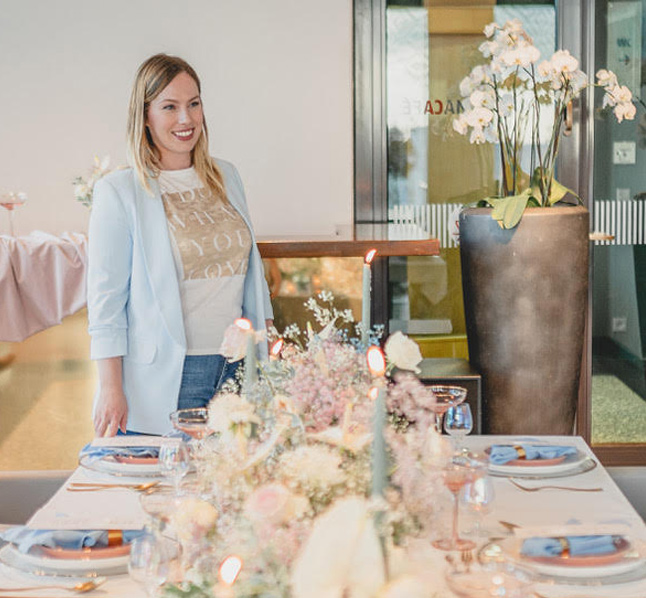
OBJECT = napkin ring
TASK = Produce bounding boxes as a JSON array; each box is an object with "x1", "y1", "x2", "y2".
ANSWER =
[
  {"x1": 557, "y1": 537, "x2": 570, "y2": 558},
  {"x1": 513, "y1": 445, "x2": 526, "y2": 460},
  {"x1": 108, "y1": 530, "x2": 123, "y2": 547}
]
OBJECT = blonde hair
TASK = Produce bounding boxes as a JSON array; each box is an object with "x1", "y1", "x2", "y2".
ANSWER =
[{"x1": 126, "y1": 53, "x2": 225, "y2": 198}]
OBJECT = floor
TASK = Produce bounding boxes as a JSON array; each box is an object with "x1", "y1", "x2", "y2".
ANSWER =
[
  {"x1": 1, "y1": 317, "x2": 645, "y2": 471},
  {"x1": 0, "y1": 310, "x2": 96, "y2": 471}
]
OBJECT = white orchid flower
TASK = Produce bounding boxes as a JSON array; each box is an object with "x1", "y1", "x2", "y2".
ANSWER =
[
  {"x1": 479, "y1": 40, "x2": 498, "y2": 58},
  {"x1": 483, "y1": 22, "x2": 498, "y2": 38},
  {"x1": 550, "y1": 49, "x2": 579, "y2": 74},
  {"x1": 452, "y1": 115, "x2": 468, "y2": 135},
  {"x1": 465, "y1": 107, "x2": 494, "y2": 128},
  {"x1": 469, "y1": 128, "x2": 486, "y2": 144},
  {"x1": 596, "y1": 69, "x2": 618, "y2": 88},
  {"x1": 614, "y1": 101, "x2": 637, "y2": 123}
]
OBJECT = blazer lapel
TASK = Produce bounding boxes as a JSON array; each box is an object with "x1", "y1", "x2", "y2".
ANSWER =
[{"x1": 135, "y1": 178, "x2": 186, "y2": 349}]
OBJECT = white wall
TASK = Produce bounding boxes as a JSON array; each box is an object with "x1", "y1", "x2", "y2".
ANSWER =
[{"x1": 0, "y1": 0, "x2": 353, "y2": 237}]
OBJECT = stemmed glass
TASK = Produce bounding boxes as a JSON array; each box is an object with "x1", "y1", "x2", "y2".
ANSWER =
[
  {"x1": 0, "y1": 192, "x2": 27, "y2": 236},
  {"x1": 433, "y1": 457, "x2": 476, "y2": 551},
  {"x1": 159, "y1": 439, "x2": 190, "y2": 496},
  {"x1": 429, "y1": 385, "x2": 467, "y2": 434},
  {"x1": 128, "y1": 534, "x2": 179, "y2": 597},
  {"x1": 461, "y1": 471, "x2": 495, "y2": 538},
  {"x1": 444, "y1": 403, "x2": 474, "y2": 453}
]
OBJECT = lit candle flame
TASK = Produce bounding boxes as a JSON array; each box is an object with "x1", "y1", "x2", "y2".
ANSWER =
[
  {"x1": 368, "y1": 387, "x2": 379, "y2": 401},
  {"x1": 366, "y1": 346, "x2": 386, "y2": 376},
  {"x1": 234, "y1": 318, "x2": 252, "y2": 331},
  {"x1": 270, "y1": 338, "x2": 284, "y2": 358},
  {"x1": 364, "y1": 249, "x2": 377, "y2": 265},
  {"x1": 219, "y1": 555, "x2": 243, "y2": 586}
]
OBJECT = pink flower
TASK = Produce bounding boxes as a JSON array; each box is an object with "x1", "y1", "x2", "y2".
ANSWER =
[{"x1": 244, "y1": 483, "x2": 307, "y2": 527}]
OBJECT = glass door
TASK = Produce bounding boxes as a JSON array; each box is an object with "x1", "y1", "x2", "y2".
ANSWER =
[
  {"x1": 590, "y1": 0, "x2": 646, "y2": 458},
  {"x1": 383, "y1": 1, "x2": 557, "y2": 358}
]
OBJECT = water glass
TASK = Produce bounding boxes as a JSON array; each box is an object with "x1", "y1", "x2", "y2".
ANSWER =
[
  {"x1": 159, "y1": 439, "x2": 190, "y2": 495},
  {"x1": 128, "y1": 534, "x2": 177, "y2": 597},
  {"x1": 444, "y1": 403, "x2": 473, "y2": 453}
]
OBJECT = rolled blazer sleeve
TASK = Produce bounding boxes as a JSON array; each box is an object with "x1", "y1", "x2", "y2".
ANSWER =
[{"x1": 87, "y1": 177, "x2": 133, "y2": 359}]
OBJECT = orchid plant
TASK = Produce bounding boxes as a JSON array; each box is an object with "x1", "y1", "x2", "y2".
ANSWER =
[
  {"x1": 72, "y1": 155, "x2": 112, "y2": 208},
  {"x1": 453, "y1": 19, "x2": 642, "y2": 228}
]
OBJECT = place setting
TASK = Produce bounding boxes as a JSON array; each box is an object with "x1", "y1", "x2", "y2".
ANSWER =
[
  {"x1": 485, "y1": 441, "x2": 598, "y2": 480},
  {"x1": 477, "y1": 524, "x2": 646, "y2": 596}
]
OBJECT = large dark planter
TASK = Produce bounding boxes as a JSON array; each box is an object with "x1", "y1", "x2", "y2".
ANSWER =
[{"x1": 459, "y1": 206, "x2": 589, "y2": 435}]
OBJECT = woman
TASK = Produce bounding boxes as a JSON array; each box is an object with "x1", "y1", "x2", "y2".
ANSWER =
[{"x1": 87, "y1": 54, "x2": 273, "y2": 437}]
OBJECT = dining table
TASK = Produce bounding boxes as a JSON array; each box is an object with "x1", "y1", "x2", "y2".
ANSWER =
[{"x1": 1, "y1": 435, "x2": 644, "y2": 597}]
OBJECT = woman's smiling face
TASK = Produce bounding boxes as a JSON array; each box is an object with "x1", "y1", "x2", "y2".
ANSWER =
[{"x1": 146, "y1": 71, "x2": 204, "y2": 170}]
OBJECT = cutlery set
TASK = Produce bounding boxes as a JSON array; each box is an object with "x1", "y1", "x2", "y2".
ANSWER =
[{"x1": 66, "y1": 481, "x2": 161, "y2": 493}]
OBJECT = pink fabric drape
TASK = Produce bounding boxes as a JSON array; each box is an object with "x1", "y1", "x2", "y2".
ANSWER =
[{"x1": 0, "y1": 231, "x2": 87, "y2": 342}]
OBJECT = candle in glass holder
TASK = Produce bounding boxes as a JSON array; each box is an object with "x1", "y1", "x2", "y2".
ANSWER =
[
  {"x1": 235, "y1": 318, "x2": 256, "y2": 390},
  {"x1": 362, "y1": 249, "x2": 377, "y2": 347},
  {"x1": 217, "y1": 555, "x2": 242, "y2": 597},
  {"x1": 367, "y1": 346, "x2": 387, "y2": 497}
]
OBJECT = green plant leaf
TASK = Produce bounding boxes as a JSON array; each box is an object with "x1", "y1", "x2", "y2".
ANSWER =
[
  {"x1": 550, "y1": 178, "x2": 582, "y2": 205},
  {"x1": 490, "y1": 192, "x2": 531, "y2": 229}
]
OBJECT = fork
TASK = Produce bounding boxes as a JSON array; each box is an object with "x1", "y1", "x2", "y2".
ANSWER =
[{"x1": 509, "y1": 478, "x2": 602, "y2": 492}]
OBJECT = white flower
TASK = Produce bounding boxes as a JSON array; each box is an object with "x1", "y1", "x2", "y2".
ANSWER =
[
  {"x1": 170, "y1": 496, "x2": 218, "y2": 543},
  {"x1": 465, "y1": 107, "x2": 494, "y2": 128},
  {"x1": 611, "y1": 84, "x2": 633, "y2": 104},
  {"x1": 384, "y1": 331, "x2": 422, "y2": 373},
  {"x1": 459, "y1": 75, "x2": 475, "y2": 97},
  {"x1": 208, "y1": 392, "x2": 260, "y2": 435},
  {"x1": 279, "y1": 445, "x2": 345, "y2": 489},
  {"x1": 469, "y1": 128, "x2": 486, "y2": 144},
  {"x1": 291, "y1": 498, "x2": 385, "y2": 598},
  {"x1": 537, "y1": 59, "x2": 552, "y2": 78},
  {"x1": 308, "y1": 425, "x2": 373, "y2": 453},
  {"x1": 483, "y1": 22, "x2": 498, "y2": 38},
  {"x1": 469, "y1": 89, "x2": 494, "y2": 109},
  {"x1": 500, "y1": 45, "x2": 539, "y2": 67},
  {"x1": 550, "y1": 49, "x2": 579, "y2": 74},
  {"x1": 596, "y1": 69, "x2": 618, "y2": 88},
  {"x1": 614, "y1": 101, "x2": 637, "y2": 122},
  {"x1": 479, "y1": 40, "x2": 498, "y2": 58},
  {"x1": 452, "y1": 115, "x2": 468, "y2": 135},
  {"x1": 244, "y1": 483, "x2": 308, "y2": 526}
]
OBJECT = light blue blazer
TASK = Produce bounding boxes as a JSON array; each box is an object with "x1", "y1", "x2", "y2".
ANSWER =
[{"x1": 87, "y1": 159, "x2": 273, "y2": 435}]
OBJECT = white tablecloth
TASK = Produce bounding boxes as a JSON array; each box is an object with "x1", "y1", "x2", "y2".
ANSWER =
[{"x1": 1, "y1": 435, "x2": 644, "y2": 597}]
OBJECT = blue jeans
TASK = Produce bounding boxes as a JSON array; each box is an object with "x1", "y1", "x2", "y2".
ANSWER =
[{"x1": 177, "y1": 354, "x2": 241, "y2": 410}]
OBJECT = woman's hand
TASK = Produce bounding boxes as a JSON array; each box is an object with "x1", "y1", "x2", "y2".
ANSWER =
[
  {"x1": 94, "y1": 357, "x2": 128, "y2": 437},
  {"x1": 94, "y1": 387, "x2": 128, "y2": 437}
]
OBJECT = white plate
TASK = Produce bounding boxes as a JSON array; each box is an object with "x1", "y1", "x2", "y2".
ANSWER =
[
  {"x1": 79, "y1": 454, "x2": 161, "y2": 477},
  {"x1": 488, "y1": 447, "x2": 588, "y2": 476},
  {"x1": 0, "y1": 543, "x2": 128, "y2": 576},
  {"x1": 480, "y1": 537, "x2": 646, "y2": 582}
]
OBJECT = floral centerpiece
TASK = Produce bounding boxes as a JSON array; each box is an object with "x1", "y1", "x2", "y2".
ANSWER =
[
  {"x1": 452, "y1": 18, "x2": 641, "y2": 228},
  {"x1": 162, "y1": 293, "x2": 450, "y2": 598},
  {"x1": 72, "y1": 155, "x2": 113, "y2": 207}
]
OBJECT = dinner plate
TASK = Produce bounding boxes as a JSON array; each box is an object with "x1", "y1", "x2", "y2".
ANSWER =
[
  {"x1": 79, "y1": 453, "x2": 161, "y2": 477},
  {"x1": 40, "y1": 543, "x2": 131, "y2": 560},
  {"x1": 479, "y1": 537, "x2": 646, "y2": 583},
  {"x1": 0, "y1": 543, "x2": 128, "y2": 576},
  {"x1": 487, "y1": 446, "x2": 590, "y2": 477}
]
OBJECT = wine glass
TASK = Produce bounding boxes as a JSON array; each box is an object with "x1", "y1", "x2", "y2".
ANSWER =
[
  {"x1": 461, "y1": 471, "x2": 495, "y2": 538},
  {"x1": 429, "y1": 385, "x2": 467, "y2": 434},
  {"x1": 128, "y1": 534, "x2": 177, "y2": 597},
  {"x1": 444, "y1": 403, "x2": 473, "y2": 453},
  {"x1": 433, "y1": 457, "x2": 476, "y2": 551},
  {"x1": 0, "y1": 192, "x2": 27, "y2": 236},
  {"x1": 169, "y1": 408, "x2": 212, "y2": 440},
  {"x1": 159, "y1": 439, "x2": 190, "y2": 495}
]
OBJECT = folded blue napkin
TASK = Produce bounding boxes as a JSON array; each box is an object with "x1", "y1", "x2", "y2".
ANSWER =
[
  {"x1": 489, "y1": 444, "x2": 577, "y2": 465},
  {"x1": 521, "y1": 535, "x2": 619, "y2": 558},
  {"x1": 79, "y1": 443, "x2": 159, "y2": 464},
  {"x1": 0, "y1": 526, "x2": 145, "y2": 554}
]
